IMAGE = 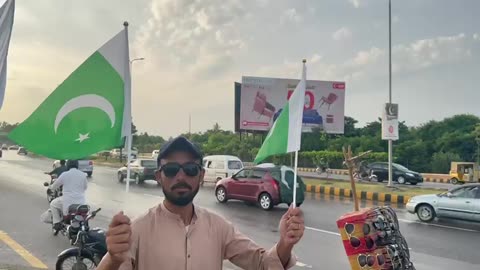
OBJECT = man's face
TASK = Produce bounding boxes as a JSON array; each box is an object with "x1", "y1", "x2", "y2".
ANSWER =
[{"x1": 156, "y1": 151, "x2": 204, "y2": 206}]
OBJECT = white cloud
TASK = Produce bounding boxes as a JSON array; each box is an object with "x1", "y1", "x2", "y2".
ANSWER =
[
  {"x1": 311, "y1": 54, "x2": 323, "y2": 63},
  {"x1": 332, "y1": 27, "x2": 353, "y2": 41},
  {"x1": 474, "y1": 33, "x2": 480, "y2": 41},
  {"x1": 349, "y1": 0, "x2": 361, "y2": 8},
  {"x1": 281, "y1": 8, "x2": 302, "y2": 24}
]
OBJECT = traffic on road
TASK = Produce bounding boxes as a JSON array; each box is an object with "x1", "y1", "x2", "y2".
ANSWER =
[{"x1": 0, "y1": 152, "x2": 479, "y2": 269}]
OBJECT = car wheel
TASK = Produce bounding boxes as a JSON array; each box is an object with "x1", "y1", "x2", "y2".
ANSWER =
[
  {"x1": 258, "y1": 193, "x2": 273, "y2": 211},
  {"x1": 87, "y1": 172, "x2": 92, "y2": 178},
  {"x1": 117, "y1": 172, "x2": 125, "y2": 183},
  {"x1": 451, "y1": 178, "x2": 459, "y2": 185},
  {"x1": 216, "y1": 187, "x2": 227, "y2": 203},
  {"x1": 397, "y1": 176, "x2": 406, "y2": 184},
  {"x1": 416, "y1": 204, "x2": 435, "y2": 222}
]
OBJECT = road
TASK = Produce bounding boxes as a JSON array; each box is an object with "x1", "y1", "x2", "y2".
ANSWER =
[
  {"x1": 0, "y1": 152, "x2": 479, "y2": 269},
  {"x1": 299, "y1": 171, "x2": 455, "y2": 190}
]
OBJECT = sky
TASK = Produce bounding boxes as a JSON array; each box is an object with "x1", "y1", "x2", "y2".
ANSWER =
[{"x1": 0, "y1": 0, "x2": 479, "y2": 138}]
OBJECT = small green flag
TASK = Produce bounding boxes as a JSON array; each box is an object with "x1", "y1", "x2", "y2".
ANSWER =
[
  {"x1": 9, "y1": 29, "x2": 131, "y2": 159},
  {"x1": 254, "y1": 62, "x2": 306, "y2": 164}
]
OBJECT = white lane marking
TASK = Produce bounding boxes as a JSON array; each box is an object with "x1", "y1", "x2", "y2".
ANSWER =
[
  {"x1": 143, "y1": 193, "x2": 163, "y2": 199},
  {"x1": 305, "y1": 226, "x2": 340, "y2": 236},
  {"x1": 296, "y1": 261, "x2": 313, "y2": 268},
  {"x1": 398, "y1": 218, "x2": 480, "y2": 233}
]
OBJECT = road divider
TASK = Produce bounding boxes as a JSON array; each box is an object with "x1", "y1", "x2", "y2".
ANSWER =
[
  {"x1": 298, "y1": 167, "x2": 451, "y2": 183},
  {"x1": 305, "y1": 184, "x2": 411, "y2": 204}
]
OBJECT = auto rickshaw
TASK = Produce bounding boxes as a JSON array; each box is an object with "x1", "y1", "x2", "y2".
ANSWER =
[{"x1": 449, "y1": 162, "x2": 480, "y2": 184}]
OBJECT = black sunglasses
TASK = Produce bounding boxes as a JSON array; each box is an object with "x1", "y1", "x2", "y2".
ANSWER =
[{"x1": 159, "y1": 162, "x2": 202, "y2": 178}]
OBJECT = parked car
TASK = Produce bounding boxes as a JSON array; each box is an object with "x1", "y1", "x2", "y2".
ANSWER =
[
  {"x1": 8, "y1": 145, "x2": 19, "y2": 150},
  {"x1": 53, "y1": 159, "x2": 93, "y2": 177},
  {"x1": 17, "y1": 147, "x2": 27, "y2": 155},
  {"x1": 406, "y1": 184, "x2": 480, "y2": 222},
  {"x1": 215, "y1": 164, "x2": 306, "y2": 210},
  {"x1": 203, "y1": 155, "x2": 244, "y2": 185},
  {"x1": 367, "y1": 162, "x2": 423, "y2": 185},
  {"x1": 117, "y1": 158, "x2": 158, "y2": 185},
  {"x1": 152, "y1": 150, "x2": 159, "y2": 160}
]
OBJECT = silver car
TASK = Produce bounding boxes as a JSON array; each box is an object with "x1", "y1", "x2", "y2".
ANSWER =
[{"x1": 406, "y1": 184, "x2": 480, "y2": 222}]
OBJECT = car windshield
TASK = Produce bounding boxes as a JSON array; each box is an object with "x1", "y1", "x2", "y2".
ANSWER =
[
  {"x1": 141, "y1": 160, "x2": 157, "y2": 168},
  {"x1": 393, "y1": 163, "x2": 409, "y2": 171},
  {"x1": 228, "y1": 160, "x2": 243, "y2": 170}
]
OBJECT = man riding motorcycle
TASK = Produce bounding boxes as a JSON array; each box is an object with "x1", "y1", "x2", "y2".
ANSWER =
[
  {"x1": 49, "y1": 159, "x2": 88, "y2": 232},
  {"x1": 45, "y1": 159, "x2": 68, "y2": 177}
]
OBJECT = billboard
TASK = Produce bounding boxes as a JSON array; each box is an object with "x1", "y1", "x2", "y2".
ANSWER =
[
  {"x1": 382, "y1": 103, "x2": 399, "y2": 140},
  {"x1": 239, "y1": 76, "x2": 345, "y2": 134}
]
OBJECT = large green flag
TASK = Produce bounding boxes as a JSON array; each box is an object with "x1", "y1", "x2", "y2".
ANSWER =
[
  {"x1": 9, "y1": 28, "x2": 131, "y2": 159},
  {"x1": 254, "y1": 61, "x2": 306, "y2": 164}
]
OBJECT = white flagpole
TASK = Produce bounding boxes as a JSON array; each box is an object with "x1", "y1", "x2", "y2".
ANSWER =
[
  {"x1": 123, "y1": 21, "x2": 132, "y2": 193},
  {"x1": 292, "y1": 150, "x2": 299, "y2": 208}
]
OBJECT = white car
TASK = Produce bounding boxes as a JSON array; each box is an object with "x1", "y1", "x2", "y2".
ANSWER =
[
  {"x1": 152, "y1": 150, "x2": 159, "y2": 160},
  {"x1": 406, "y1": 184, "x2": 480, "y2": 222},
  {"x1": 53, "y1": 159, "x2": 94, "y2": 177}
]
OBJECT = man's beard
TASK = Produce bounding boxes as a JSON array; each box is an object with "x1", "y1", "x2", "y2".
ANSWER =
[{"x1": 162, "y1": 182, "x2": 199, "y2": 206}]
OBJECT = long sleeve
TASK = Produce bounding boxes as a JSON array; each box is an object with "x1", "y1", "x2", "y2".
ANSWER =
[
  {"x1": 223, "y1": 223, "x2": 296, "y2": 270},
  {"x1": 50, "y1": 173, "x2": 64, "y2": 190}
]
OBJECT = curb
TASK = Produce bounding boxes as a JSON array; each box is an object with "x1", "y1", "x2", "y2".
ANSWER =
[{"x1": 305, "y1": 184, "x2": 410, "y2": 204}]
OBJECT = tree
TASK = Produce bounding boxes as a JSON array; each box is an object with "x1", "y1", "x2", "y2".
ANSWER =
[
  {"x1": 344, "y1": 116, "x2": 359, "y2": 137},
  {"x1": 431, "y1": 152, "x2": 461, "y2": 173}
]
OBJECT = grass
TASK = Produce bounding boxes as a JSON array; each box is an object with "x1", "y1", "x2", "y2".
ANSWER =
[{"x1": 302, "y1": 178, "x2": 447, "y2": 196}]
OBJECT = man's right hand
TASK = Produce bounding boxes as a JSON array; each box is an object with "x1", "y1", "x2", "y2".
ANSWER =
[{"x1": 105, "y1": 211, "x2": 132, "y2": 266}]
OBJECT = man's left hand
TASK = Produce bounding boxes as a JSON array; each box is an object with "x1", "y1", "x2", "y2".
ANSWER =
[{"x1": 279, "y1": 206, "x2": 305, "y2": 247}]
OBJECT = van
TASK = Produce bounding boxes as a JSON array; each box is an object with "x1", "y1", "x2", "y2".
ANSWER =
[{"x1": 202, "y1": 155, "x2": 244, "y2": 185}]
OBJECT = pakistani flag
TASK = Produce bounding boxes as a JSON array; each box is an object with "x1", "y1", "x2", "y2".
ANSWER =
[
  {"x1": 9, "y1": 28, "x2": 131, "y2": 159},
  {"x1": 254, "y1": 61, "x2": 306, "y2": 164}
]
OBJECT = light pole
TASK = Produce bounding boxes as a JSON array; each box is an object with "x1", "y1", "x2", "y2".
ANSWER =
[
  {"x1": 387, "y1": 0, "x2": 393, "y2": 187},
  {"x1": 125, "y1": 57, "x2": 144, "y2": 193}
]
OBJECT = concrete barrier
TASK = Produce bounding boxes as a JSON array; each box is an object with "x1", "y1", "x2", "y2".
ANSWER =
[{"x1": 305, "y1": 184, "x2": 410, "y2": 204}]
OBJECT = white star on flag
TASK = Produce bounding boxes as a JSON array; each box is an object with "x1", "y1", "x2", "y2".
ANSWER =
[{"x1": 75, "y1": 133, "x2": 90, "y2": 143}]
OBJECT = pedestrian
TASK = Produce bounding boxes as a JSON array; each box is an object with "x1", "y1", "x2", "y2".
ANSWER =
[{"x1": 97, "y1": 136, "x2": 305, "y2": 270}]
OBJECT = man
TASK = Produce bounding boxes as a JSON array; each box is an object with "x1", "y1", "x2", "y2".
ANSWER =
[
  {"x1": 49, "y1": 159, "x2": 88, "y2": 231},
  {"x1": 98, "y1": 136, "x2": 305, "y2": 270},
  {"x1": 45, "y1": 159, "x2": 68, "y2": 177}
]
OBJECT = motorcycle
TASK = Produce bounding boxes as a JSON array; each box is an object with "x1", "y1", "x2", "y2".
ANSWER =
[
  {"x1": 55, "y1": 207, "x2": 106, "y2": 270},
  {"x1": 44, "y1": 173, "x2": 62, "y2": 203}
]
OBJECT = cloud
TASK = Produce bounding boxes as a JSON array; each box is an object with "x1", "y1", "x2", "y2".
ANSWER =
[
  {"x1": 332, "y1": 27, "x2": 353, "y2": 41},
  {"x1": 258, "y1": 33, "x2": 475, "y2": 83},
  {"x1": 281, "y1": 8, "x2": 302, "y2": 24},
  {"x1": 393, "y1": 15, "x2": 400, "y2": 23},
  {"x1": 474, "y1": 33, "x2": 480, "y2": 41},
  {"x1": 349, "y1": 0, "x2": 361, "y2": 8}
]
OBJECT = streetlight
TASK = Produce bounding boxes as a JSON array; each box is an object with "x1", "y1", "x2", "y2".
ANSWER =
[
  {"x1": 387, "y1": 0, "x2": 393, "y2": 187},
  {"x1": 125, "y1": 57, "x2": 145, "y2": 193}
]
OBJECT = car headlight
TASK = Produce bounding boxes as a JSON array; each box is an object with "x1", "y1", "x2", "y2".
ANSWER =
[
  {"x1": 407, "y1": 198, "x2": 415, "y2": 203},
  {"x1": 406, "y1": 173, "x2": 415, "y2": 177}
]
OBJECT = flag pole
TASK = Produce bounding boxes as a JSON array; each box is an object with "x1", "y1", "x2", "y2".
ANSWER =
[
  {"x1": 292, "y1": 58, "x2": 306, "y2": 208},
  {"x1": 292, "y1": 150, "x2": 299, "y2": 208},
  {"x1": 124, "y1": 21, "x2": 132, "y2": 193}
]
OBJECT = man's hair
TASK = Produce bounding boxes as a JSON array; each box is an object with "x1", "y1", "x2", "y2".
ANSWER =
[
  {"x1": 60, "y1": 160, "x2": 66, "y2": 166},
  {"x1": 67, "y1": 159, "x2": 79, "y2": 170}
]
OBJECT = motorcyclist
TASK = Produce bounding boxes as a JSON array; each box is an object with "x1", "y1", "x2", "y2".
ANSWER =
[
  {"x1": 45, "y1": 159, "x2": 68, "y2": 177},
  {"x1": 49, "y1": 159, "x2": 88, "y2": 232}
]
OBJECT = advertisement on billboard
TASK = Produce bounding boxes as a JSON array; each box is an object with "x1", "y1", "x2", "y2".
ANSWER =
[
  {"x1": 382, "y1": 103, "x2": 399, "y2": 140},
  {"x1": 239, "y1": 76, "x2": 345, "y2": 134}
]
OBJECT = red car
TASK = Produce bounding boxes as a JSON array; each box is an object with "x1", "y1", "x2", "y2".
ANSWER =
[{"x1": 215, "y1": 165, "x2": 306, "y2": 210}]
